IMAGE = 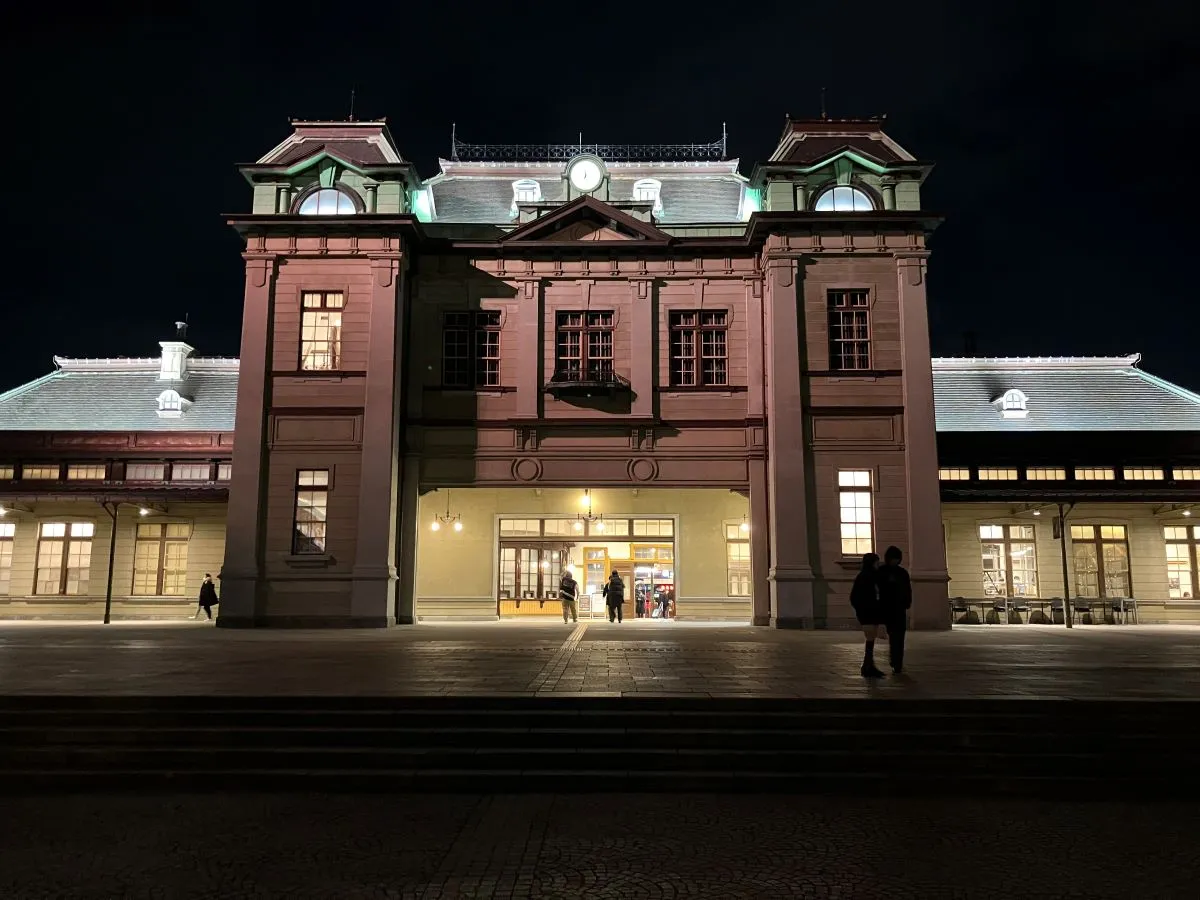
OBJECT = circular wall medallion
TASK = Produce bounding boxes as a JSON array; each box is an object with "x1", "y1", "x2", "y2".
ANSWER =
[
  {"x1": 513, "y1": 458, "x2": 542, "y2": 482},
  {"x1": 567, "y1": 155, "x2": 605, "y2": 193},
  {"x1": 628, "y1": 458, "x2": 658, "y2": 482}
]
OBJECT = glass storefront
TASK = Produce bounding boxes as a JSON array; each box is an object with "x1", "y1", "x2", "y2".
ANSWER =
[{"x1": 497, "y1": 516, "x2": 676, "y2": 619}]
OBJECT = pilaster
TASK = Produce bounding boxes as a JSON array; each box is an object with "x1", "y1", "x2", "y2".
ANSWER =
[
  {"x1": 630, "y1": 276, "x2": 654, "y2": 417},
  {"x1": 395, "y1": 452, "x2": 420, "y2": 624},
  {"x1": 749, "y1": 456, "x2": 771, "y2": 626},
  {"x1": 896, "y1": 251, "x2": 950, "y2": 629},
  {"x1": 514, "y1": 278, "x2": 541, "y2": 418}
]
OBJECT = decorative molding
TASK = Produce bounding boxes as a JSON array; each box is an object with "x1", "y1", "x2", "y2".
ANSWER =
[
  {"x1": 512, "y1": 458, "x2": 543, "y2": 482},
  {"x1": 628, "y1": 458, "x2": 659, "y2": 482}
]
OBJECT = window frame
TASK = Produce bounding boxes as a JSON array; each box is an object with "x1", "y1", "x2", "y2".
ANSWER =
[
  {"x1": 554, "y1": 310, "x2": 615, "y2": 381},
  {"x1": 292, "y1": 469, "x2": 331, "y2": 555},
  {"x1": 724, "y1": 523, "x2": 751, "y2": 597},
  {"x1": 812, "y1": 184, "x2": 876, "y2": 212},
  {"x1": 299, "y1": 291, "x2": 346, "y2": 372},
  {"x1": 131, "y1": 522, "x2": 191, "y2": 596},
  {"x1": 0, "y1": 521, "x2": 15, "y2": 595},
  {"x1": 34, "y1": 521, "x2": 95, "y2": 596},
  {"x1": 668, "y1": 310, "x2": 729, "y2": 388},
  {"x1": 1069, "y1": 524, "x2": 1132, "y2": 599},
  {"x1": 837, "y1": 469, "x2": 874, "y2": 557},
  {"x1": 827, "y1": 289, "x2": 871, "y2": 371},
  {"x1": 441, "y1": 310, "x2": 503, "y2": 389},
  {"x1": 21, "y1": 464, "x2": 61, "y2": 480},
  {"x1": 66, "y1": 463, "x2": 107, "y2": 481},
  {"x1": 977, "y1": 523, "x2": 1039, "y2": 599},
  {"x1": 293, "y1": 186, "x2": 362, "y2": 216},
  {"x1": 1163, "y1": 524, "x2": 1200, "y2": 600}
]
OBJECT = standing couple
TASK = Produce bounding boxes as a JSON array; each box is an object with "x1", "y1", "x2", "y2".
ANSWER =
[
  {"x1": 558, "y1": 569, "x2": 625, "y2": 624},
  {"x1": 850, "y1": 546, "x2": 912, "y2": 678}
]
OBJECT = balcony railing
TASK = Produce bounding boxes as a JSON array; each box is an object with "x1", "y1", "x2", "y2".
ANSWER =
[{"x1": 544, "y1": 368, "x2": 632, "y2": 397}]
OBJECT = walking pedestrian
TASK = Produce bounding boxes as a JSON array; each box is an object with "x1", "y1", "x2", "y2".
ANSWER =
[
  {"x1": 850, "y1": 553, "x2": 884, "y2": 678},
  {"x1": 604, "y1": 570, "x2": 625, "y2": 623},
  {"x1": 194, "y1": 573, "x2": 219, "y2": 621},
  {"x1": 877, "y1": 546, "x2": 913, "y2": 674},
  {"x1": 559, "y1": 569, "x2": 579, "y2": 624}
]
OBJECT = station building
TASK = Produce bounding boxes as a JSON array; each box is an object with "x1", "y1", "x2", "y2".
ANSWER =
[{"x1": 1, "y1": 117, "x2": 1196, "y2": 626}]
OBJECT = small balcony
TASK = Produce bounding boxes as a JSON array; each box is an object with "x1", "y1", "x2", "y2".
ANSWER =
[{"x1": 544, "y1": 367, "x2": 632, "y2": 399}]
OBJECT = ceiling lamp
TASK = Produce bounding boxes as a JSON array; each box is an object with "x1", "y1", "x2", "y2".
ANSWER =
[
  {"x1": 578, "y1": 489, "x2": 604, "y2": 531},
  {"x1": 431, "y1": 490, "x2": 463, "y2": 532}
]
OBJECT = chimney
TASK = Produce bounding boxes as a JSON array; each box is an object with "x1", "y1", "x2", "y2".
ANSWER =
[{"x1": 159, "y1": 321, "x2": 194, "y2": 381}]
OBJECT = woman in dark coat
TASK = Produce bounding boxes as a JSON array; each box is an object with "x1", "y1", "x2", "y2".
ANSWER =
[
  {"x1": 604, "y1": 570, "x2": 625, "y2": 623},
  {"x1": 850, "y1": 553, "x2": 884, "y2": 678},
  {"x1": 195, "y1": 573, "x2": 219, "y2": 621}
]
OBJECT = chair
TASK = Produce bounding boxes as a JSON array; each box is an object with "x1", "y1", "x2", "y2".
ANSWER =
[
  {"x1": 1072, "y1": 597, "x2": 1096, "y2": 624},
  {"x1": 989, "y1": 597, "x2": 1009, "y2": 624},
  {"x1": 1111, "y1": 597, "x2": 1139, "y2": 625},
  {"x1": 1049, "y1": 597, "x2": 1066, "y2": 625},
  {"x1": 1010, "y1": 595, "x2": 1031, "y2": 623},
  {"x1": 950, "y1": 597, "x2": 972, "y2": 624}
]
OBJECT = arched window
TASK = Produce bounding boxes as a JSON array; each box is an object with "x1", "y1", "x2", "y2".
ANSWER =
[
  {"x1": 512, "y1": 179, "x2": 542, "y2": 204},
  {"x1": 156, "y1": 389, "x2": 190, "y2": 419},
  {"x1": 813, "y1": 185, "x2": 874, "y2": 212},
  {"x1": 632, "y1": 178, "x2": 663, "y2": 213},
  {"x1": 997, "y1": 389, "x2": 1029, "y2": 419},
  {"x1": 297, "y1": 188, "x2": 359, "y2": 215}
]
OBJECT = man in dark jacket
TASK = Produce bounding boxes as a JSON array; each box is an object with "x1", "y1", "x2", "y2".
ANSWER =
[
  {"x1": 877, "y1": 546, "x2": 912, "y2": 674},
  {"x1": 603, "y1": 570, "x2": 625, "y2": 623},
  {"x1": 194, "y1": 574, "x2": 219, "y2": 621}
]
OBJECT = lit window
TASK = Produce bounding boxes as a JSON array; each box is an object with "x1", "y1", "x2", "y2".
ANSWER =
[
  {"x1": 442, "y1": 311, "x2": 502, "y2": 388},
  {"x1": 132, "y1": 523, "x2": 191, "y2": 596},
  {"x1": 66, "y1": 464, "x2": 106, "y2": 481},
  {"x1": 171, "y1": 463, "x2": 210, "y2": 482},
  {"x1": 938, "y1": 468, "x2": 970, "y2": 481},
  {"x1": 511, "y1": 179, "x2": 542, "y2": 205},
  {"x1": 126, "y1": 463, "x2": 166, "y2": 482},
  {"x1": 555, "y1": 311, "x2": 614, "y2": 382},
  {"x1": 838, "y1": 470, "x2": 873, "y2": 555},
  {"x1": 978, "y1": 524, "x2": 1039, "y2": 599},
  {"x1": 669, "y1": 311, "x2": 728, "y2": 387},
  {"x1": 1123, "y1": 467, "x2": 1164, "y2": 481},
  {"x1": 21, "y1": 465, "x2": 59, "y2": 480},
  {"x1": 301, "y1": 291, "x2": 344, "y2": 371},
  {"x1": 1075, "y1": 467, "x2": 1115, "y2": 481},
  {"x1": 725, "y1": 525, "x2": 750, "y2": 597},
  {"x1": 813, "y1": 185, "x2": 874, "y2": 211},
  {"x1": 632, "y1": 178, "x2": 663, "y2": 213},
  {"x1": 297, "y1": 188, "x2": 357, "y2": 215},
  {"x1": 293, "y1": 469, "x2": 330, "y2": 554},
  {"x1": 1173, "y1": 468, "x2": 1200, "y2": 481},
  {"x1": 1069, "y1": 524, "x2": 1130, "y2": 599},
  {"x1": 1026, "y1": 468, "x2": 1067, "y2": 480},
  {"x1": 499, "y1": 519, "x2": 542, "y2": 537},
  {"x1": 632, "y1": 519, "x2": 673, "y2": 537},
  {"x1": 0, "y1": 465, "x2": 14, "y2": 480},
  {"x1": 978, "y1": 468, "x2": 1019, "y2": 480},
  {"x1": 828, "y1": 290, "x2": 871, "y2": 371},
  {"x1": 217, "y1": 463, "x2": 232, "y2": 481},
  {"x1": 35, "y1": 522, "x2": 94, "y2": 595},
  {"x1": 996, "y1": 389, "x2": 1028, "y2": 419},
  {"x1": 0, "y1": 521, "x2": 14, "y2": 595},
  {"x1": 1164, "y1": 525, "x2": 1200, "y2": 600},
  {"x1": 156, "y1": 389, "x2": 190, "y2": 418}
]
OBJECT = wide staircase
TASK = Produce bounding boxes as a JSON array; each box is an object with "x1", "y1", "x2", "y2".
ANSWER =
[{"x1": 0, "y1": 696, "x2": 1192, "y2": 797}]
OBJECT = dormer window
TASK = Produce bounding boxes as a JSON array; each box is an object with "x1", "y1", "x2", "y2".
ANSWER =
[
  {"x1": 813, "y1": 185, "x2": 874, "y2": 211},
  {"x1": 632, "y1": 178, "x2": 663, "y2": 213},
  {"x1": 512, "y1": 179, "x2": 542, "y2": 204},
  {"x1": 156, "y1": 389, "x2": 191, "y2": 419},
  {"x1": 995, "y1": 389, "x2": 1029, "y2": 419},
  {"x1": 297, "y1": 188, "x2": 359, "y2": 215}
]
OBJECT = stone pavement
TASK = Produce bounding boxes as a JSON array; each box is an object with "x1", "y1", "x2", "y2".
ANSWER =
[
  {"x1": 1, "y1": 620, "x2": 1199, "y2": 699},
  {"x1": 0, "y1": 791, "x2": 1194, "y2": 898}
]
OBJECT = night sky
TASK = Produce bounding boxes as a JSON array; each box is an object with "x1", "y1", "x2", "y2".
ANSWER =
[{"x1": 3, "y1": 2, "x2": 1194, "y2": 389}]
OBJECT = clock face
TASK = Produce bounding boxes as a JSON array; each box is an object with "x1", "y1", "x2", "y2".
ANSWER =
[{"x1": 568, "y1": 158, "x2": 604, "y2": 193}]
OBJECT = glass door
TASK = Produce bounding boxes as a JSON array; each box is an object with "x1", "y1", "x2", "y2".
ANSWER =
[{"x1": 498, "y1": 543, "x2": 567, "y2": 617}]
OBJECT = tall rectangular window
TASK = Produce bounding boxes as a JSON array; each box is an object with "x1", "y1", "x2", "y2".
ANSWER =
[
  {"x1": 838, "y1": 470, "x2": 874, "y2": 555},
  {"x1": 827, "y1": 290, "x2": 871, "y2": 371},
  {"x1": 1070, "y1": 524, "x2": 1130, "y2": 599},
  {"x1": 1163, "y1": 525, "x2": 1200, "y2": 599},
  {"x1": 217, "y1": 463, "x2": 233, "y2": 481},
  {"x1": 978, "y1": 524, "x2": 1039, "y2": 598},
  {"x1": 0, "y1": 522, "x2": 14, "y2": 595},
  {"x1": 669, "y1": 311, "x2": 728, "y2": 386},
  {"x1": 300, "y1": 291, "x2": 345, "y2": 371},
  {"x1": 132, "y1": 523, "x2": 191, "y2": 596},
  {"x1": 725, "y1": 523, "x2": 751, "y2": 596},
  {"x1": 442, "y1": 311, "x2": 502, "y2": 388},
  {"x1": 35, "y1": 522, "x2": 94, "y2": 595},
  {"x1": 555, "y1": 311, "x2": 613, "y2": 381},
  {"x1": 293, "y1": 470, "x2": 330, "y2": 554}
]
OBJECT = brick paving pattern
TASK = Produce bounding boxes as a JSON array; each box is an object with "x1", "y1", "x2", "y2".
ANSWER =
[
  {"x1": 0, "y1": 792, "x2": 1194, "y2": 898},
  {"x1": 1, "y1": 621, "x2": 1199, "y2": 699}
]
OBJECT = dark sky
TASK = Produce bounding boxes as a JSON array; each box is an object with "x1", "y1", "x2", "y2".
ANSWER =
[{"x1": 2, "y1": 1, "x2": 1195, "y2": 390}]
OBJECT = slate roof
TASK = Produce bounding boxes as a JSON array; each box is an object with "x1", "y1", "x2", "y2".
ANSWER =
[
  {"x1": 272, "y1": 140, "x2": 391, "y2": 167},
  {"x1": 0, "y1": 359, "x2": 238, "y2": 432},
  {"x1": 769, "y1": 118, "x2": 915, "y2": 166},
  {"x1": 933, "y1": 356, "x2": 1200, "y2": 432},
  {"x1": 426, "y1": 162, "x2": 745, "y2": 226}
]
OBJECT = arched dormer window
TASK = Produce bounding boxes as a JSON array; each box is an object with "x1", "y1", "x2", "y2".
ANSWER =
[
  {"x1": 156, "y1": 389, "x2": 191, "y2": 419},
  {"x1": 813, "y1": 184, "x2": 875, "y2": 212},
  {"x1": 996, "y1": 389, "x2": 1029, "y2": 419},
  {"x1": 512, "y1": 179, "x2": 542, "y2": 204},
  {"x1": 632, "y1": 178, "x2": 663, "y2": 214},
  {"x1": 296, "y1": 187, "x2": 360, "y2": 215}
]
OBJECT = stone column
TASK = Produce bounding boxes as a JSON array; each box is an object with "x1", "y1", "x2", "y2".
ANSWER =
[
  {"x1": 764, "y1": 257, "x2": 815, "y2": 627},
  {"x1": 217, "y1": 254, "x2": 277, "y2": 627},
  {"x1": 394, "y1": 451, "x2": 420, "y2": 624},
  {"x1": 795, "y1": 179, "x2": 809, "y2": 212},
  {"x1": 349, "y1": 254, "x2": 405, "y2": 626},
  {"x1": 880, "y1": 179, "x2": 897, "y2": 210},
  {"x1": 630, "y1": 276, "x2": 654, "y2": 417},
  {"x1": 896, "y1": 251, "x2": 950, "y2": 629},
  {"x1": 276, "y1": 186, "x2": 291, "y2": 214},
  {"x1": 749, "y1": 456, "x2": 771, "y2": 626},
  {"x1": 364, "y1": 183, "x2": 378, "y2": 213},
  {"x1": 514, "y1": 278, "x2": 542, "y2": 418}
]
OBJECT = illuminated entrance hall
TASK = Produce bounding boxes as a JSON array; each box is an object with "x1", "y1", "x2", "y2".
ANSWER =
[{"x1": 415, "y1": 489, "x2": 750, "y2": 621}]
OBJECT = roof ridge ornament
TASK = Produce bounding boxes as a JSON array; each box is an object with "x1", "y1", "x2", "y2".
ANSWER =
[{"x1": 450, "y1": 134, "x2": 728, "y2": 162}]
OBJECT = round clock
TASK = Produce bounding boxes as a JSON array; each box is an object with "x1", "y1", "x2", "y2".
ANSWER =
[{"x1": 567, "y1": 157, "x2": 604, "y2": 193}]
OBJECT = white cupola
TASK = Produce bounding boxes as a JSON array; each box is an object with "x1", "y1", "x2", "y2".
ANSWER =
[{"x1": 159, "y1": 321, "x2": 194, "y2": 381}]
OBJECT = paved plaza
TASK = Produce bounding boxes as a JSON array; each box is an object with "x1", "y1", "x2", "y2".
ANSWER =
[
  {"x1": 1, "y1": 620, "x2": 1199, "y2": 699},
  {"x1": 1, "y1": 791, "x2": 1194, "y2": 899}
]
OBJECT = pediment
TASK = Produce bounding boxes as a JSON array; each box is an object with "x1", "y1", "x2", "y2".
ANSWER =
[{"x1": 501, "y1": 196, "x2": 672, "y2": 245}]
